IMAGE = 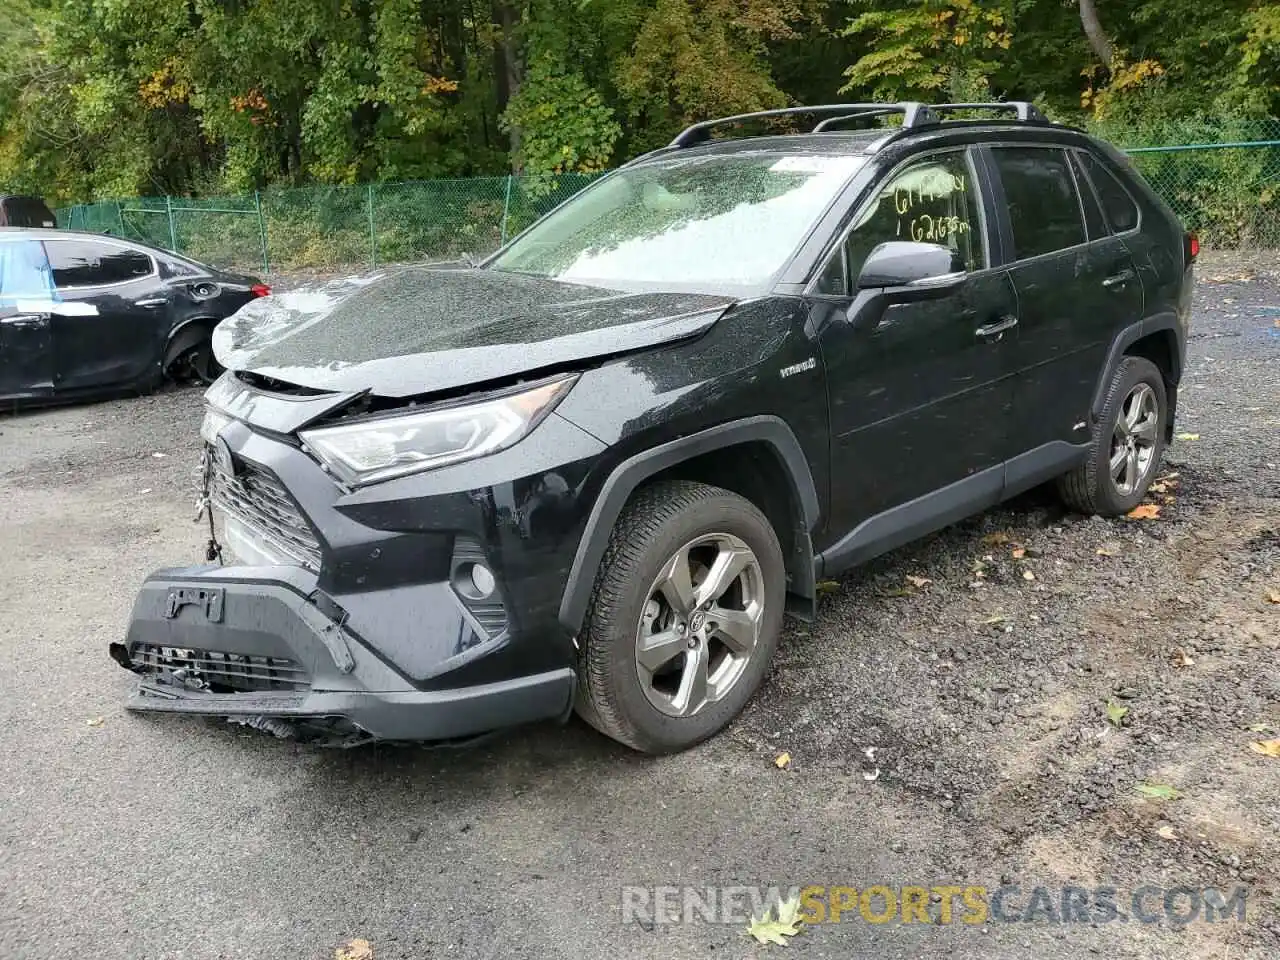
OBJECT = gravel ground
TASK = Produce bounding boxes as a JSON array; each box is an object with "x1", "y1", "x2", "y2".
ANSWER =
[{"x1": 0, "y1": 251, "x2": 1277, "y2": 959}]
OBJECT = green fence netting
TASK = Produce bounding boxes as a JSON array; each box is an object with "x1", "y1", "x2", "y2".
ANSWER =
[{"x1": 56, "y1": 125, "x2": 1280, "y2": 274}]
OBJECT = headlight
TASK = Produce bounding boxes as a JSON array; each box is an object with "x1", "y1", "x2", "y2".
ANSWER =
[
  {"x1": 200, "y1": 406, "x2": 234, "y2": 446},
  {"x1": 299, "y1": 375, "x2": 576, "y2": 486}
]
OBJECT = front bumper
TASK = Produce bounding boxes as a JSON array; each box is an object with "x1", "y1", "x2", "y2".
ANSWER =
[{"x1": 112, "y1": 564, "x2": 575, "y2": 742}]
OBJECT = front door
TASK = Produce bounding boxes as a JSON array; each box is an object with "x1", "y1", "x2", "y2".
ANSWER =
[
  {"x1": 42, "y1": 238, "x2": 166, "y2": 391},
  {"x1": 812, "y1": 149, "x2": 1019, "y2": 563},
  {"x1": 0, "y1": 238, "x2": 55, "y2": 397}
]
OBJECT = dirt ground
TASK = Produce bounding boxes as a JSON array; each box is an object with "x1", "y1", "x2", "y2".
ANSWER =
[{"x1": 0, "y1": 251, "x2": 1277, "y2": 959}]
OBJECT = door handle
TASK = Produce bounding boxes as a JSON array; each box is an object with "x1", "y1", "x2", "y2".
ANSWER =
[
  {"x1": 1102, "y1": 269, "x2": 1135, "y2": 289},
  {"x1": 975, "y1": 314, "x2": 1018, "y2": 341}
]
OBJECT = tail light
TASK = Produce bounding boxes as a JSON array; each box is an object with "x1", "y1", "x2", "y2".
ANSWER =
[
  {"x1": 250, "y1": 282, "x2": 271, "y2": 298},
  {"x1": 1185, "y1": 232, "x2": 1199, "y2": 263}
]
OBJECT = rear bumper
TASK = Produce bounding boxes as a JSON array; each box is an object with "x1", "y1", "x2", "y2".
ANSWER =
[{"x1": 113, "y1": 564, "x2": 575, "y2": 742}]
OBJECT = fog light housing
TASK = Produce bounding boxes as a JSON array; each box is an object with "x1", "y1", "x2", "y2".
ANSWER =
[{"x1": 469, "y1": 563, "x2": 496, "y2": 598}]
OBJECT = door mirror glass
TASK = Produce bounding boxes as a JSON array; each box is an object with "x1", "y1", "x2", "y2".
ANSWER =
[{"x1": 856, "y1": 241, "x2": 965, "y2": 290}]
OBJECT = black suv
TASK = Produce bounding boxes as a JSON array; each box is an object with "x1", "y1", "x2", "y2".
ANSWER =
[{"x1": 112, "y1": 103, "x2": 1194, "y2": 753}]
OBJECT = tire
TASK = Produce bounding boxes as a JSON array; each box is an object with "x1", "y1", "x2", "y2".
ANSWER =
[
  {"x1": 1057, "y1": 356, "x2": 1168, "y2": 516},
  {"x1": 575, "y1": 480, "x2": 786, "y2": 754}
]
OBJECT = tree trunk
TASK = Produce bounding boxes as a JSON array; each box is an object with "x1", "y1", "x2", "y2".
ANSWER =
[
  {"x1": 492, "y1": 0, "x2": 524, "y2": 170},
  {"x1": 1078, "y1": 0, "x2": 1114, "y2": 66}
]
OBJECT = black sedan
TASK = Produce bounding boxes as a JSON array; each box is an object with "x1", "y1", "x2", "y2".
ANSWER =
[{"x1": 0, "y1": 228, "x2": 268, "y2": 404}]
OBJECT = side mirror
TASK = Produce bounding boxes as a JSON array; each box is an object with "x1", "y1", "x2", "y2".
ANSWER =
[{"x1": 855, "y1": 241, "x2": 965, "y2": 292}]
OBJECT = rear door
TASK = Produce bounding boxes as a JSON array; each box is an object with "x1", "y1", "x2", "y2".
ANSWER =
[
  {"x1": 42, "y1": 238, "x2": 169, "y2": 390},
  {"x1": 985, "y1": 145, "x2": 1143, "y2": 466},
  {"x1": 0, "y1": 238, "x2": 55, "y2": 397}
]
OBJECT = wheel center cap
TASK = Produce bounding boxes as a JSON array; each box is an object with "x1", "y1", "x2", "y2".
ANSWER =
[{"x1": 689, "y1": 611, "x2": 706, "y2": 633}]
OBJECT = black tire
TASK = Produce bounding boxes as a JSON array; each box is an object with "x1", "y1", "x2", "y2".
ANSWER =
[
  {"x1": 575, "y1": 480, "x2": 786, "y2": 754},
  {"x1": 1057, "y1": 356, "x2": 1168, "y2": 516}
]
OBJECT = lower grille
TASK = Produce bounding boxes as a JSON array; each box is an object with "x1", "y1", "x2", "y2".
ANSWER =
[
  {"x1": 209, "y1": 452, "x2": 323, "y2": 571},
  {"x1": 130, "y1": 643, "x2": 310, "y2": 692}
]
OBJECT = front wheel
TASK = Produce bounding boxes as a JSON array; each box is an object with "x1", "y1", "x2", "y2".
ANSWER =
[
  {"x1": 1058, "y1": 356, "x2": 1167, "y2": 516},
  {"x1": 575, "y1": 480, "x2": 786, "y2": 754}
]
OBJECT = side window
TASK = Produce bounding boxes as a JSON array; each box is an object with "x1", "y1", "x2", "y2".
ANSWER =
[
  {"x1": 0, "y1": 239, "x2": 57, "y2": 302},
  {"x1": 44, "y1": 240, "x2": 153, "y2": 288},
  {"x1": 991, "y1": 147, "x2": 1084, "y2": 259},
  {"x1": 1068, "y1": 153, "x2": 1108, "y2": 240},
  {"x1": 1076, "y1": 151, "x2": 1140, "y2": 233},
  {"x1": 816, "y1": 151, "x2": 982, "y2": 294}
]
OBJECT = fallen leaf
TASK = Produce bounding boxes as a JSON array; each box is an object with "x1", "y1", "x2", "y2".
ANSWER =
[
  {"x1": 1170, "y1": 647, "x2": 1194, "y2": 668},
  {"x1": 1011, "y1": 547, "x2": 1027, "y2": 559},
  {"x1": 1148, "y1": 481, "x2": 1169, "y2": 494},
  {"x1": 334, "y1": 939, "x2": 374, "y2": 960},
  {"x1": 1021, "y1": 569, "x2": 1036, "y2": 581},
  {"x1": 774, "y1": 752, "x2": 792, "y2": 769},
  {"x1": 1127, "y1": 504, "x2": 1161, "y2": 520},
  {"x1": 1265, "y1": 590, "x2": 1280, "y2": 605},
  {"x1": 981, "y1": 614, "x2": 1007, "y2": 625},
  {"x1": 1248, "y1": 722, "x2": 1276, "y2": 733},
  {"x1": 815, "y1": 580, "x2": 840, "y2": 594},
  {"x1": 1106, "y1": 700, "x2": 1129, "y2": 728},
  {"x1": 746, "y1": 896, "x2": 805, "y2": 945},
  {"x1": 1249, "y1": 739, "x2": 1280, "y2": 758},
  {"x1": 1158, "y1": 471, "x2": 1180, "y2": 481},
  {"x1": 1136, "y1": 782, "x2": 1181, "y2": 801},
  {"x1": 151, "y1": 451, "x2": 167, "y2": 458},
  {"x1": 1175, "y1": 433, "x2": 1200, "y2": 441},
  {"x1": 1157, "y1": 825, "x2": 1178, "y2": 841},
  {"x1": 981, "y1": 531, "x2": 1012, "y2": 546},
  {"x1": 1096, "y1": 547, "x2": 1116, "y2": 556},
  {"x1": 906, "y1": 575, "x2": 932, "y2": 588},
  {"x1": 86, "y1": 716, "x2": 105, "y2": 727}
]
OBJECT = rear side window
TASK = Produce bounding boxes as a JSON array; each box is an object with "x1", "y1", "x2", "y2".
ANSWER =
[
  {"x1": 991, "y1": 147, "x2": 1084, "y2": 259},
  {"x1": 1076, "y1": 151, "x2": 1140, "y2": 233},
  {"x1": 44, "y1": 240, "x2": 153, "y2": 288}
]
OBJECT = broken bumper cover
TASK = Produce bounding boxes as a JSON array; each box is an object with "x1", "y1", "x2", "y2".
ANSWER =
[{"x1": 112, "y1": 565, "x2": 575, "y2": 742}]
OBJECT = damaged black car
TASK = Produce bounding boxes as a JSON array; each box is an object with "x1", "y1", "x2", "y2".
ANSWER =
[
  {"x1": 112, "y1": 103, "x2": 1193, "y2": 752},
  {"x1": 1, "y1": 228, "x2": 268, "y2": 404}
]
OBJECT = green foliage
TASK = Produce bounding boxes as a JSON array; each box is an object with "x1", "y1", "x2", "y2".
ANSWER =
[{"x1": 0, "y1": 0, "x2": 1277, "y2": 215}]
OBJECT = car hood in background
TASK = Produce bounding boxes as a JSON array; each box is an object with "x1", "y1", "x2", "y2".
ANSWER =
[{"x1": 212, "y1": 267, "x2": 735, "y2": 398}]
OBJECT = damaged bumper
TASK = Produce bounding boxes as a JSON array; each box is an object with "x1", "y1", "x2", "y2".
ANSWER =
[{"x1": 112, "y1": 564, "x2": 575, "y2": 742}]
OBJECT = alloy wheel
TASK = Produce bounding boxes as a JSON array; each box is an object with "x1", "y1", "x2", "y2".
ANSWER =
[
  {"x1": 634, "y1": 532, "x2": 765, "y2": 718},
  {"x1": 1109, "y1": 382, "x2": 1159, "y2": 495}
]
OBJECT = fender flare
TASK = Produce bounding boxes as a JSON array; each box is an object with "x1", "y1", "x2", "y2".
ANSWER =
[
  {"x1": 1090, "y1": 313, "x2": 1183, "y2": 420},
  {"x1": 162, "y1": 317, "x2": 220, "y2": 371},
  {"x1": 557, "y1": 415, "x2": 820, "y2": 634}
]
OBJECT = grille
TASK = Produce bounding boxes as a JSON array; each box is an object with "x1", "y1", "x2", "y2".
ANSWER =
[
  {"x1": 130, "y1": 643, "x2": 310, "y2": 692},
  {"x1": 209, "y1": 453, "x2": 323, "y2": 571}
]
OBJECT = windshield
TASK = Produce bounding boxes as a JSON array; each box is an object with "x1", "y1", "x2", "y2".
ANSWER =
[{"x1": 489, "y1": 152, "x2": 866, "y2": 293}]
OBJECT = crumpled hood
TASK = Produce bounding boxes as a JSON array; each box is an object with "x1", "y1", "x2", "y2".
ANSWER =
[{"x1": 212, "y1": 266, "x2": 735, "y2": 398}]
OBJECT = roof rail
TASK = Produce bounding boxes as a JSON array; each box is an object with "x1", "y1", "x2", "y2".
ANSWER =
[
  {"x1": 931, "y1": 102, "x2": 1046, "y2": 122},
  {"x1": 668, "y1": 103, "x2": 939, "y2": 148}
]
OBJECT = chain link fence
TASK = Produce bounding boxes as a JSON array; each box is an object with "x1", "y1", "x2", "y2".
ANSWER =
[{"x1": 57, "y1": 124, "x2": 1280, "y2": 274}]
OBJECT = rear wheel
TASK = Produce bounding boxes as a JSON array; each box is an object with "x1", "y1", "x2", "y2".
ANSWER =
[
  {"x1": 173, "y1": 340, "x2": 222, "y2": 385},
  {"x1": 575, "y1": 480, "x2": 785, "y2": 754},
  {"x1": 1058, "y1": 356, "x2": 1167, "y2": 516}
]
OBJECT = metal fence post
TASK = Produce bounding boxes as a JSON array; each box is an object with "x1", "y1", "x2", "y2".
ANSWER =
[
  {"x1": 255, "y1": 190, "x2": 270, "y2": 274},
  {"x1": 117, "y1": 202, "x2": 126, "y2": 237},
  {"x1": 500, "y1": 175, "x2": 514, "y2": 245},
  {"x1": 367, "y1": 184, "x2": 377, "y2": 267},
  {"x1": 164, "y1": 195, "x2": 178, "y2": 252}
]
